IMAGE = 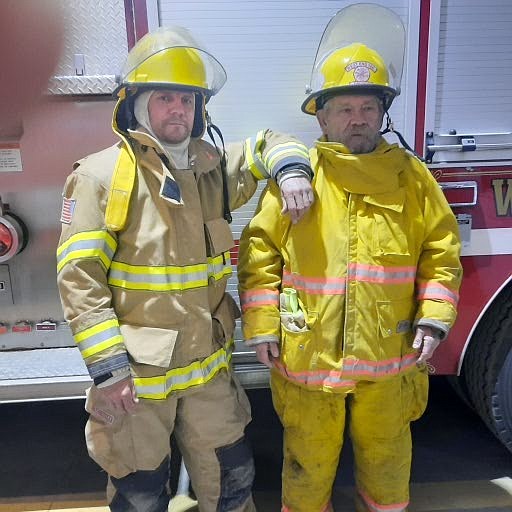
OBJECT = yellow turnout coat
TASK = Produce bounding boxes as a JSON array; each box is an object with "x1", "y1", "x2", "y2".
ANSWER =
[{"x1": 238, "y1": 138, "x2": 462, "y2": 391}]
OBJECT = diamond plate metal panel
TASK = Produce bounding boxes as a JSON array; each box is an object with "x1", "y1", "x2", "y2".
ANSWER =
[
  {"x1": 48, "y1": 75, "x2": 118, "y2": 95},
  {"x1": 51, "y1": 0, "x2": 128, "y2": 95},
  {"x1": 0, "y1": 348, "x2": 87, "y2": 380}
]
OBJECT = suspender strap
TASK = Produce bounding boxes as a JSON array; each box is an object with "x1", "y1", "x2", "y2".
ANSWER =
[{"x1": 206, "y1": 113, "x2": 232, "y2": 224}]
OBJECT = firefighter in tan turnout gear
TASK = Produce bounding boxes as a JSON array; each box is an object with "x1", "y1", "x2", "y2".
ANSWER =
[
  {"x1": 56, "y1": 26, "x2": 313, "y2": 512},
  {"x1": 238, "y1": 5, "x2": 462, "y2": 512}
]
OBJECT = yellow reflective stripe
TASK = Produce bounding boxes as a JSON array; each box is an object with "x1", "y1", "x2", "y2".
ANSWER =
[
  {"x1": 264, "y1": 142, "x2": 310, "y2": 170},
  {"x1": 108, "y1": 253, "x2": 231, "y2": 291},
  {"x1": 254, "y1": 130, "x2": 266, "y2": 155},
  {"x1": 134, "y1": 340, "x2": 234, "y2": 400},
  {"x1": 209, "y1": 266, "x2": 232, "y2": 281},
  {"x1": 74, "y1": 318, "x2": 119, "y2": 342},
  {"x1": 208, "y1": 251, "x2": 232, "y2": 280},
  {"x1": 56, "y1": 230, "x2": 117, "y2": 273},
  {"x1": 244, "y1": 130, "x2": 269, "y2": 180},
  {"x1": 74, "y1": 318, "x2": 124, "y2": 358},
  {"x1": 105, "y1": 140, "x2": 137, "y2": 231}
]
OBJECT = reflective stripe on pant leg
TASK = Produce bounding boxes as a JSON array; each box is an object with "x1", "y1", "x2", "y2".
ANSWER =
[
  {"x1": 349, "y1": 371, "x2": 428, "y2": 512},
  {"x1": 271, "y1": 374, "x2": 346, "y2": 512},
  {"x1": 215, "y1": 435, "x2": 255, "y2": 511},
  {"x1": 109, "y1": 457, "x2": 170, "y2": 512}
]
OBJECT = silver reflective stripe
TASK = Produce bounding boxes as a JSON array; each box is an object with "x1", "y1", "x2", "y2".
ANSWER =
[
  {"x1": 76, "y1": 325, "x2": 122, "y2": 353},
  {"x1": 264, "y1": 142, "x2": 310, "y2": 175},
  {"x1": 57, "y1": 231, "x2": 117, "y2": 272},
  {"x1": 108, "y1": 253, "x2": 231, "y2": 291}
]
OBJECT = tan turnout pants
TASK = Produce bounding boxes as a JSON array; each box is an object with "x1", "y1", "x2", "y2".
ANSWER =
[{"x1": 85, "y1": 370, "x2": 256, "y2": 512}]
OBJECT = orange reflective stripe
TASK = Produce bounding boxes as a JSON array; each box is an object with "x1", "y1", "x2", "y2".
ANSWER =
[
  {"x1": 342, "y1": 353, "x2": 418, "y2": 377},
  {"x1": 358, "y1": 489, "x2": 408, "y2": 512},
  {"x1": 282, "y1": 270, "x2": 346, "y2": 295},
  {"x1": 348, "y1": 262, "x2": 416, "y2": 284},
  {"x1": 240, "y1": 289, "x2": 279, "y2": 311},
  {"x1": 274, "y1": 361, "x2": 356, "y2": 389},
  {"x1": 275, "y1": 353, "x2": 418, "y2": 387},
  {"x1": 281, "y1": 264, "x2": 416, "y2": 295},
  {"x1": 416, "y1": 282, "x2": 459, "y2": 307}
]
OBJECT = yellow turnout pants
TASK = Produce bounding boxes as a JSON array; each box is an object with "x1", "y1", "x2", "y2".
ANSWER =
[{"x1": 271, "y1": 369, "x2": 428, "y2": 512}]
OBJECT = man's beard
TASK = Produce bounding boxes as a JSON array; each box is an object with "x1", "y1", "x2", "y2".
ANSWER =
[{"x1": 345, "y1": 132, "x2": 380, "y2": 154}]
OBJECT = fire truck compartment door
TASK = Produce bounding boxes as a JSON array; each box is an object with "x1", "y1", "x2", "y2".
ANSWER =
[{"x1": 424, "y1": 1, "x2": 512, "y2": 166}]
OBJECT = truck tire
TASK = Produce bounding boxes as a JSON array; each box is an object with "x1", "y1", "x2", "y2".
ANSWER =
[
  {"x1": 494, "y1": 347, "x2": 512, "y2": 450},
  {"x1": 461, "y1": 284, "x2": 512, "y2": 453}
]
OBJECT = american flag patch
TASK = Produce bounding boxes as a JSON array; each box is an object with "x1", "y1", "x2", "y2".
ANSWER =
[{"x1": 60, "y1": 197, "x2": 76, "y2": 224}]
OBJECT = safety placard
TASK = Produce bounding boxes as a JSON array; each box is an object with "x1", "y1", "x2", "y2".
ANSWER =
[{"x1": 0, "y1": 142, "x2": 23, "y2": 172}]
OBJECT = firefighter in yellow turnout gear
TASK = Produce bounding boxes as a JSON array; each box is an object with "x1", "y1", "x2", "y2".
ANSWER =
[
  {"x1": 237, "y1": 5, "x2": 462, "y2": 512},
  {"x1": 56, "y1": 26, "x2": 314, "y2": 512}
]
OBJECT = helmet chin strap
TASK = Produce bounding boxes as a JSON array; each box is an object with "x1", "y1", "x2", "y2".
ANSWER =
[
  {"x1": 380, "y1": 110, "x2": 424, "y2": 161},
  {"x1": 205, "y1": 111, "x2": 232, "y2": 224}
]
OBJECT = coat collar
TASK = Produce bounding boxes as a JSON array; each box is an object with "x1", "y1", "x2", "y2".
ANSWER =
[
  {"x1": 126, "y1": 129, "x2": 221, "y2": 176},
  {"x1": 313, "y1": 137, "x2": 408, "y2": 195}
]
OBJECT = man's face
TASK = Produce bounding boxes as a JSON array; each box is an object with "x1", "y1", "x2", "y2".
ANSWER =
[
  {"x1": 316, "y1": 94, "x2": 384, "y2": 153},
  {"x1": 148, "y1": 89, "x2": 195, "y2": 144}
]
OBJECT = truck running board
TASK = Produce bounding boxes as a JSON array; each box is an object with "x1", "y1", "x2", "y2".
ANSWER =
[{"x1": 0, "y1": 347, "x2": 270, "y2": 403}]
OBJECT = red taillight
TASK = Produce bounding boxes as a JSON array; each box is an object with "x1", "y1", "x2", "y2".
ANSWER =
[{"x1": 0, "y1": 224, "x2": 13, "y2": 256}]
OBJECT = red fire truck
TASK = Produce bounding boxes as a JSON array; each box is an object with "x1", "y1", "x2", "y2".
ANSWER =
[{"x1": 0, "y1": 0, "x2": 511, "y2": 452}]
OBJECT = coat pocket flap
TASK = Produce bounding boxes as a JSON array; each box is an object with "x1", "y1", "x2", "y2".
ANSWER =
[
  {"x1": 376, "y1": 299, "x2": 414, "y2": 339},
  {"x1": 205, "y1": 218, "x2": 235, "y2": 256},
  {"x1": 212, "y1": 293, "x2": 240, "y2": 344},
  {"x1": 121, "y1": 324, "x2": 179, "y2": 368}
]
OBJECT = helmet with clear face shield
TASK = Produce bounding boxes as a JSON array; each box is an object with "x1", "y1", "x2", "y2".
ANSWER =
[
  {"x1": 113, "y1": 26, "x2": 227, "y2": 138},
  {"x1": 302, "y1": 3, "x2": 405, "y2": 115}
]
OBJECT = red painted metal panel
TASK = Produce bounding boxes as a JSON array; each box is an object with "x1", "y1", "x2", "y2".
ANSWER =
[
  {"x1": 124, "y1": 0, "x2": 136, "y2": 49},
  {"x1": 415, "y1": 0, "x2": 430, "y2": 155},
  {"x1": 124, "y1": 0, "x2": 149, "y2": 48},
  {"x1": 133, "y1": 0, "x2": 149, "y2": 40},
  {"x1": 430, "y1": 254, "x2": 512, "y2": 375},
  {"x1": 437, "y1": 168, "x2": 512, "y2": 230}
]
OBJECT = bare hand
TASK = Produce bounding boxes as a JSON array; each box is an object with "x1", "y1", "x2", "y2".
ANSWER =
[
  {"x1": 255, "y1": 342, "x2": 280, "y2": 368},
  {"x1": 413, "y1": 326, "x2": 441, "y2": 365},
  {"x1": 280, "y1": 177, "x2": 315, "y2": 224},
  {"x1": 98, "y1": 377, "x2": 138, "y2": 414}
]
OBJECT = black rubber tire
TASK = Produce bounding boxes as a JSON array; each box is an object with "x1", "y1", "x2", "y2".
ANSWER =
[
  {"x1": 493, "y1": 346, "x2": 512, "y2": 450},
  {"x1": 462, "y1": 284, "x2": 512, "y2": 453}
]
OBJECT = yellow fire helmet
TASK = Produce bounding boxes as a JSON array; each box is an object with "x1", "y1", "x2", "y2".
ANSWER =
[
  {"x1": 302, "y1": 43, "x2": 396, "y2": 114},
  {"x1": 113, "y1": 25, "x2": 227, "y2": 138},
  {"x1": 302, "y1": 3, "x2": 405, "y2": 115}
]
